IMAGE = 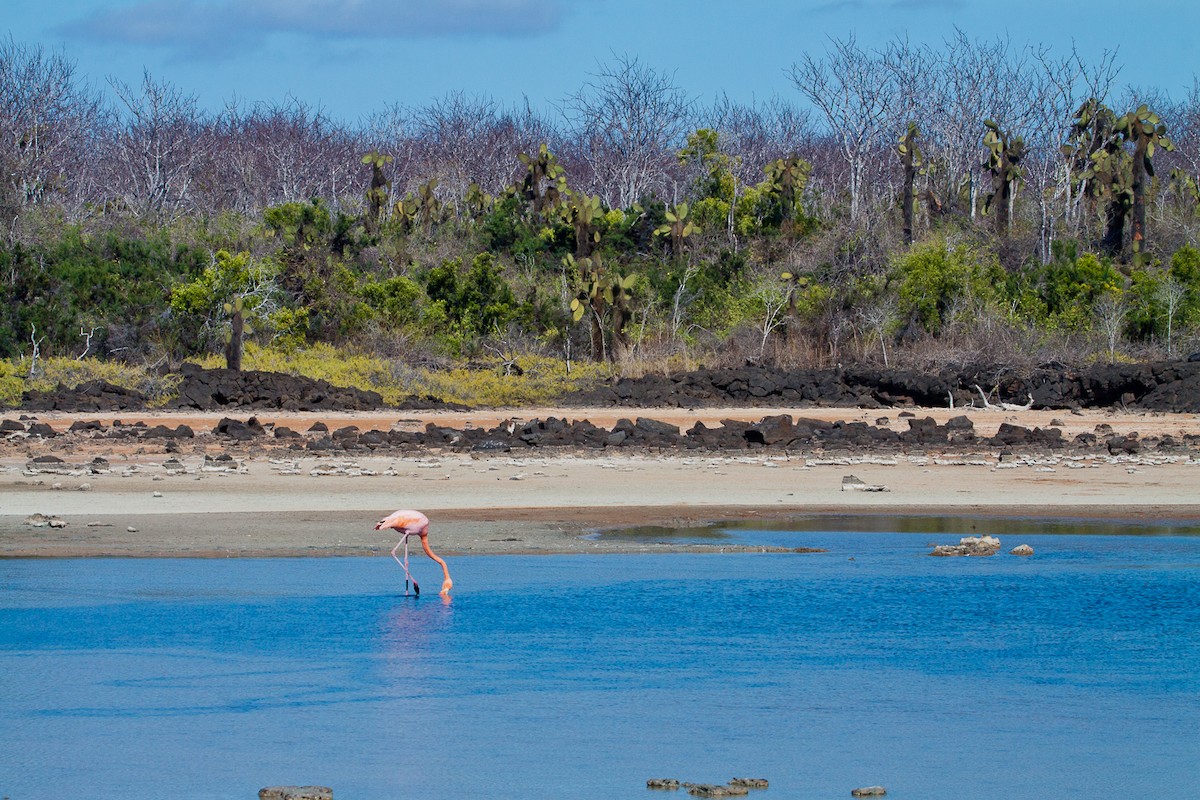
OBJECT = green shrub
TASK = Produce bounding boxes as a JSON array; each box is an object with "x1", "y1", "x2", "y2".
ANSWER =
[{"x1": 891, "y1": 239, "x2": 1003, "y2": 334}]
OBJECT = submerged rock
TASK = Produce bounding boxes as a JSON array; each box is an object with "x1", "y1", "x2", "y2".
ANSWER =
[
  {"x1": 647, "y1": 778, "x2": 681, "y2": 789},
  {"x1": 851, "y1": 787, "x2": 887, "y2": 797},
  {"x1": 686, "y1": 784, "x2": 749, "y2": 798}
]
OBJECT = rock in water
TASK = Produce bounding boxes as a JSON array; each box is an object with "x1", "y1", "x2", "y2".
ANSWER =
[
  {"x1": 1010, "y1": 544, "x2": 1035, "y2": 556},
  {"x1": 851, "y1": 787, "x2": 887, "y2": 797},
  {"x1": 258, "y1": 787, "x2": 332, "y2": 800},
  {"x1": 687, "y1": 785, "x2": 749, "y2": 797},
  {"x1": 930, "y1": 535, "x2": 1000, "y2": 556}
]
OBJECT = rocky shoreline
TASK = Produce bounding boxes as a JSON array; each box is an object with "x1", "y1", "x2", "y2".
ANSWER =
[
  {"x1": 4, "y1": 408, "x2": 1196, "y2": 460},
  {"x1": 16, "y1": 358, "x2": 1200, "y2": 415}
]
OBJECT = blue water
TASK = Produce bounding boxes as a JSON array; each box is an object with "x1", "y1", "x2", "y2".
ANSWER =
[{"x1": 2, "y1": 527, "x2": 1199, "y2": 800}]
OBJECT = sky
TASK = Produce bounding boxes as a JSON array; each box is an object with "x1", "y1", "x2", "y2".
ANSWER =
[{"x1": 6, "y1": 0, "x2": 1200, "y2": 125}]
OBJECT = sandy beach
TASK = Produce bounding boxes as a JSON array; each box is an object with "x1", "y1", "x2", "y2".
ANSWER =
[{"x1": 3, "y1": 406, "x2": 1199, "y2": 558}]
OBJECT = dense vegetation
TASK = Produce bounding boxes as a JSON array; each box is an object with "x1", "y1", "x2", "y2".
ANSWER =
[{"x1": 4, "y1": 33, "x2": 1200, "y2": 401}]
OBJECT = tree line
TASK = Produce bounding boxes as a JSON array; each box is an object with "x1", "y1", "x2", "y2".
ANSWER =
[{"x1": 3, "y1": 32, "x2": 1200, "y2": 373}]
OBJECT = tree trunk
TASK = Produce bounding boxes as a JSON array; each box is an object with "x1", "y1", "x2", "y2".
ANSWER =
[
  {"x1": 588, "y1": 301, "x2": 606, "y2": 361},
  {"x1": 1101, "y1": 200, "x2": 1127, "y2": 256},
  {"x1": 993, "y1": 173, "x2": 1010, "y2": 237},
  {"x1": 611, "y1": 304, "x2": 630, "y2": 360},
  {"x1": 901, "y1": 162, "x2": 915, "y2": 246},
  {"x1": 225, "y1": 308, "x2": 244, "y2": 372},
  {"x1": 1130, "y1": 140, "x2": 1148, "y2": 253}
]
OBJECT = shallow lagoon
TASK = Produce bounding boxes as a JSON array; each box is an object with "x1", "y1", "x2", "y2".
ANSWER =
[{"x1": 3, "y1": 520, "x2": 1199, "y2": 799}]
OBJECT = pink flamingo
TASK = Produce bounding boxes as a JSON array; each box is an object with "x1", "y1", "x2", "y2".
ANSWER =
[{"x1": 375, "y1": 509, "x2": 453, "y2": 596}]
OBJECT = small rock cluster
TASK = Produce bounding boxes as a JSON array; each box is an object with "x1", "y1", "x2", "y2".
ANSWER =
[
  {"x1": 258, "y1": 788, "x2": 331, "y2": 800},
  {"x1": 647, "y1": 777, "x2": 768, "y2": 797},
  {"x1": 24, "y1": 513, "x2": 68, "y2": 528}
]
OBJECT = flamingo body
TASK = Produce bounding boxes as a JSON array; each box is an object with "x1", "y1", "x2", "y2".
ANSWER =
[
  {"x1": 375, "y1": 509, "x2": 429, "y2": 534},
  {"x1": 376, "y1": 509, "x2": 452, "y2": 595}
]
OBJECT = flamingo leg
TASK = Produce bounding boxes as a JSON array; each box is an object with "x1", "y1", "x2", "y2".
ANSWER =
[{"x1": 390, "y1": 534, "x2": 420, "y2": 596}]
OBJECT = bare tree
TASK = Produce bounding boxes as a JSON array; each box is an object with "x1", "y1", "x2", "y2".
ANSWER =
[
  {"x1": 790, "y1": 36, "x2": 894, "y2": 223},
  {"x1": 1094, "y1": 293, "x2": 1127, "y2": 362},
  {"x1": 913, "y1": 32, "x2": 1043, "y2": 221},
  {"x1": 751, "y1": 278, "x2": 793, "y2": 361},
  {"x1": 1165, "y1": 79, "x2": 1200, "y2": 185},
  {"x1": 1025, "y1": 46, "x2": 1121, "y2": 260},
  {"x1": 211, "y1": 97, "x2": 361, "y2": 214},
  {"x1": 411, "y1": 92, "x2": 548, "y2": 204},
  {"x1": 562, "y1": 54, "x2": 692, "y2": 209},
  {"x1": 27, "y1": 322, "x2": 44, "y2": 376},
  {"x1": 106, "y1": 70, "x2": 208, "y2": 219},
  {"x1": 1157, "y1": 276, "x2": 1187, "y2": 356},
  {"x1": 669, "y1": 263, "x2": 699, "y2": 342},
  {"x1": 0, "y1": 37, "x2": 102, "y2": 228},
  {"x1": 704, "y1": 94, "x2": 812, "y2": 187},
  {"x1": 858, "y1": 300, "x2": 897, "y2": 367}
]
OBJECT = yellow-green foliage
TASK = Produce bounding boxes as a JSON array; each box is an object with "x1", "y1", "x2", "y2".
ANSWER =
[
  {"x1": 734, "y1": 185, "x2": 768, "y2": 236},
  {"x1": 191, "y1": 344, "x2": 614, "y2": 407},
  {"x1": 2, "y1": 345, "x2": 611, "y2": 410},
  {"x1": 1, "y1": 357, "x2": 182, "y2": 408},
  {"x1": 0, "y1": 360, "x2": 23, "y2": 407},
  {"x1": 416, "y1": 357, "x2": 613, "y2": 407},
  {"x1": 169, "y1": 250, "x2": 272, "y2": 317},
  {"x1": 602, "y1": 209, "x2": 625, "y2": 228},
  {"x1": 691, "y1": 197, "x2": 732, "y2": 232},
  {"x1": 892, "y1": 239, "x2": 1002, "y2": 334},
  {"x1": 191, "y1": 343, "x2": 400, "y2": 399}
]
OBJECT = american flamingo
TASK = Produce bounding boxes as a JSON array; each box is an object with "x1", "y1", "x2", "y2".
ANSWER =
[{"x1": 375, "y1": 509, "x2": 452, "y2": 596}]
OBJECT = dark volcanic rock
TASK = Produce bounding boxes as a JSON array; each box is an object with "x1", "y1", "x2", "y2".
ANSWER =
[
  {"x1": 173, "y1": 364, "x2": 383, "y2": 411},
  {"x1": 560, "y1": 360, "x2": 1200, "y2": 413},
  {"x1": 143, "y1": 423, "x2": 194, "y2": 439},
  {"x1": 22, "y1": 379, "x2": 147, "y2": 411},
  {"x1": 213, "y1": 416, "x2": 266, "y2": 440},
  {"x1": 747, "y1": 414, "x2": 794, "y2": 445},
  {"x1": 1107, "y1": 434, "x2": 1141, "y2": 455}
]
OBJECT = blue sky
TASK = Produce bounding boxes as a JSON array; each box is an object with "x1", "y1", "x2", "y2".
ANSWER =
[{"x1": 7, "y1": 0, "x2": 1199, "y2": 123}]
